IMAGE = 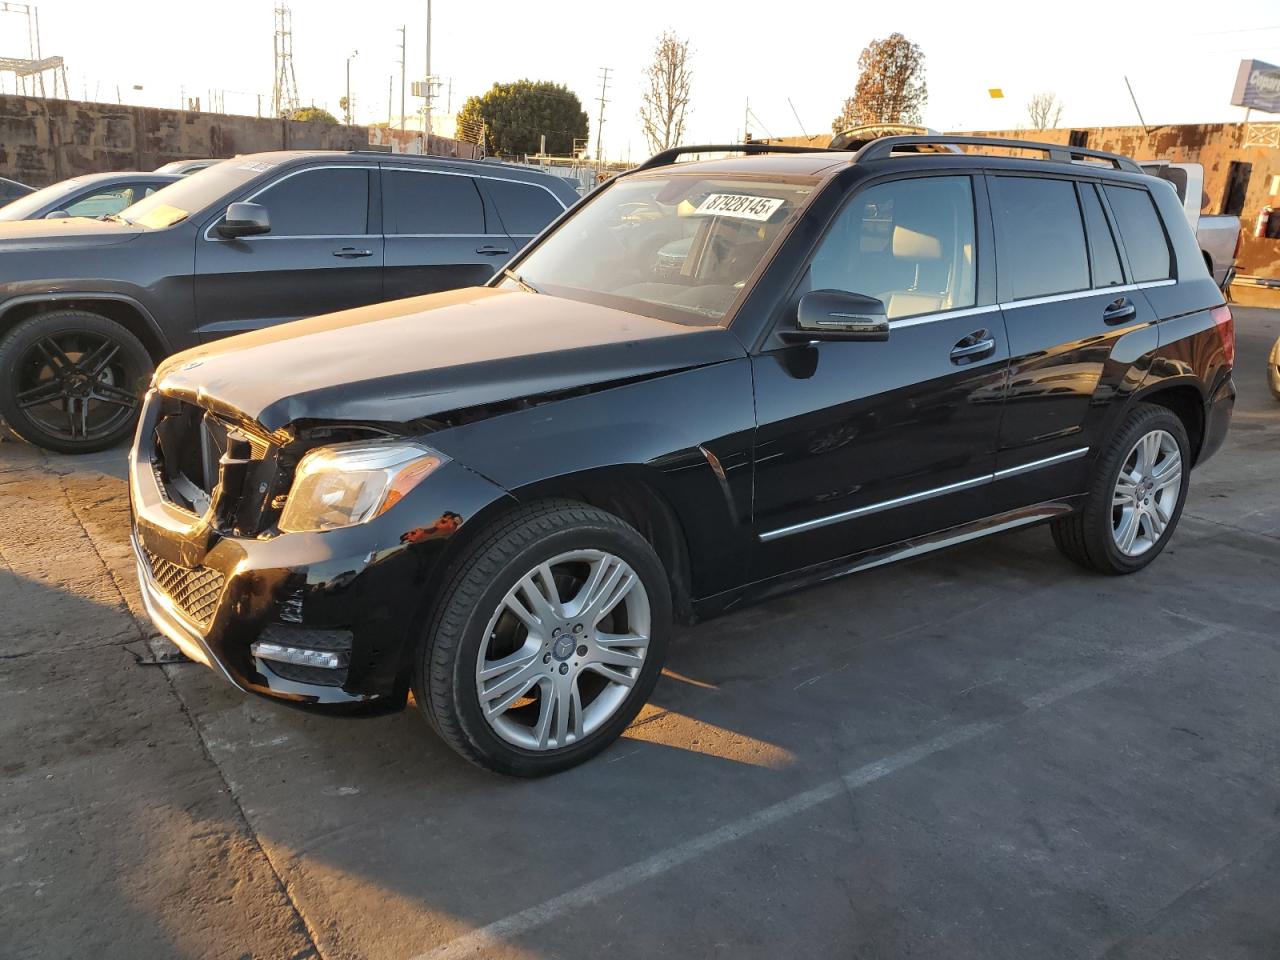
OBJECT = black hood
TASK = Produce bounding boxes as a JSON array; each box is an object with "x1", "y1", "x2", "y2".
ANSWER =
[
  {"x1": 154, "y1": 287, "x2": 746, "y2": 432},
  {"x1": 0, "y1": 216, "x2": 143, "y2": 249}
]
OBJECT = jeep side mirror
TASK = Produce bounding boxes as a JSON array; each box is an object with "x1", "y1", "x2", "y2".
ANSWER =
[
  {"x1": 217, "y1": 202, "x2": 271, "y2": 239},
  {"x1": 784, "y1": 289, "x2": 890, "y2": 342}
]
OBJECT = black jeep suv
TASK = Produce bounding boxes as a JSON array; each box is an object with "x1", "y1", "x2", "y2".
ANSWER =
[
  {"x1": 129, "y1": 137, "x2": 1234, "y2": 776},
  {"x1": 0, "y1": 151, "x2": 578, "y2": 453}
]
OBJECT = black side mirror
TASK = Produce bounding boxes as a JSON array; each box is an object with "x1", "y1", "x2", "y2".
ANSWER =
[
  {"x1": 217, "y1": 202, "x2": 270, "y2": 238},
  {"x1": 783, "y1": 289, "x2": 890, "y2": 342}
]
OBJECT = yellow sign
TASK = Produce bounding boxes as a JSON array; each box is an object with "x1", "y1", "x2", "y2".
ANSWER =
[{"x1": 988, "y1": 88, "x2": 1004, "y2": 99}]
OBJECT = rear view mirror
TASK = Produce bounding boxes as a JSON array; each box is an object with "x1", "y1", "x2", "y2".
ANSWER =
[
  {"x1": 217, "y1": 202, "x2": 270, "y2": 238},
  {"x1": 785, "y1": 289, "x2": 890, "y2": 342}
]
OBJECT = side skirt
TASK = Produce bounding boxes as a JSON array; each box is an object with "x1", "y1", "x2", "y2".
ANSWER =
[{"x1": 692, "y1": 497, "x2": 1082, "y2": 620}]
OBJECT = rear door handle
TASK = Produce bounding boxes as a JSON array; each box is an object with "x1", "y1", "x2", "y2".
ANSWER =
[
  {"x1": 475, "y1": 244, "x2": 511, "y2": 256},
  {"x1": 332, "y1": 247, "x2": 373, "y2": 259},
  {"x1": 1102, "y1": 296, "x2": 1137, "y2": 325},
  {"x1": 950, "y1": 329, "x2": 996, "y2": 363}
]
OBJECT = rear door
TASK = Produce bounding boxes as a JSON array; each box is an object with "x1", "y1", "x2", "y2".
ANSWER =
[
  {"x1": 194, "y1": 164, "x2": 383, "y2": 337},
  {"x1": 480, "y1": 175, "x2": 571, "y2": 252},
  {"x1": 381, "y1": 166, "x2": 510, "y2": 300},
  {"x1": 750, "y1": 173, "x2": 1009, "y2": 580},
  {"x1": 987, "y1": 173, "x2": 1160, "y2": 507}
]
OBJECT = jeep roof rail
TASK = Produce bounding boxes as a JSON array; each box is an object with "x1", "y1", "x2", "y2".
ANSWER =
[
  {"x1": 853, "y1": 135, "x2": 1143, "y2": 173},
  {"x1": 633, "y1": 142, "x2": 845, "y2": 172}
]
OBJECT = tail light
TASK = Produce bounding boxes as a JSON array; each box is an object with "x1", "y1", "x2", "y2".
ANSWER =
[{"x1": 1210, "y1": 304, "x2": 1235, "y2": 367}]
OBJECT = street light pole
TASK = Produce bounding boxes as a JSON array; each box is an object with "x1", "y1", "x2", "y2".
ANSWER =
[{"x1": 345, "y1": 49, "x2": 358, "y2": 125}]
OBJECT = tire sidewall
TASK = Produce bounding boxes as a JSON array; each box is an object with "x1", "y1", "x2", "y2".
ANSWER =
[
  {"x1": 0, "y1": 311, "x2": 152, "y2": 454},
  {"x1": 1089, "y1": 407, "x2": 1191, "y2": 573},
  {"x1": 436, "y1": 516, "x2": 671, "y2": 776}
]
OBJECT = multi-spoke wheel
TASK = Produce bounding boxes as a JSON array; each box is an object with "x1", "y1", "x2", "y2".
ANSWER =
[
  {"x1": 1051, "y1": 402, "x2": 1191, "y2": 574},
  {"x1": 0, "y1": 310, "x2": 152, "y2": 453},
  {"x1": 414, "y1": 500, "x2": 671, "y2": 776}
]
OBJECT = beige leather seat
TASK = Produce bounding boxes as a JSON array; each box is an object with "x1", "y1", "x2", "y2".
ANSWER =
[{"x1": 879, "y1": 224, "x2": 946, "y2": 318}]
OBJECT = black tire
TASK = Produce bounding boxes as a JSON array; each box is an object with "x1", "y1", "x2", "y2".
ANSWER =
[
  {"x1": 1051, "y1": 402, "x2": 1191, "y2": 575},
  {"x1": 0, "y1": 310, "x2": 152, "y2": 454},
  {"x1": 413, "y1": 499, "x2": 672, "y2": 776}
]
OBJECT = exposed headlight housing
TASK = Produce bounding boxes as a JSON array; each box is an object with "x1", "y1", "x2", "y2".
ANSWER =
[{"x1": 278, "y1": 440, "x2": 447, "y2": 533}]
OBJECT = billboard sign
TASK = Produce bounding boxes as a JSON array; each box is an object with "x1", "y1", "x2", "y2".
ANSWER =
[{"x1": 1232, "y1": 59, "x2": 1280, "y2": 113}]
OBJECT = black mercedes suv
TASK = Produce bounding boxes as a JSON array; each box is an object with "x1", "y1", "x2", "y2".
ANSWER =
[
  {"x1": 129, "y1": 137, "x2": 1235, "y2": 776},
  {"x1": 0, "y1": 151, "x2": 578, "y2": 453}
]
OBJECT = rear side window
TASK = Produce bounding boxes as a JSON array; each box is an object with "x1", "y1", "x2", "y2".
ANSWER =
[
  {"x1": 254, "y1": 168, "x2": 369, "y2": 236},
  {"x1": 1078, "y1": 184, "x2": 1124, "y2": 288},
  {"x1": 485, "y1": 178, "x2": 565, "y2": 235},
  {"x1": 989, "y1": 176, "x2": 1089, "y2": 300},
  {"x1": 1103, "y1": 185, "x2": 1172, "y2": 282},
  {"x1": 383, "y1": 170, "x2": 486, "y2": 235}
]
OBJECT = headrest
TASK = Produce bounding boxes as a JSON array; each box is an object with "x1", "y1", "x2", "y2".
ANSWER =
[{"x1": 892, "y1": 225, "x2": 942, "y2": 260}]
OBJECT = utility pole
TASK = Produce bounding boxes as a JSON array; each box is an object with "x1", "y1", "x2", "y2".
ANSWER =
[
  {"x1": 394, "y1": 25, "x2": 404, "y2": 133},
  {"x1": 424, "y1": 0, "x2": 432, "y2": 142},
  {"x1": 595, "y1": 66, "x2": 610, "y2": 163},
  {"x1": 387, "y1": 74, "x2": 393, "y2": 128},
  {"x1": 345, "y1": 49, "x2": 358, "y2": 125}
]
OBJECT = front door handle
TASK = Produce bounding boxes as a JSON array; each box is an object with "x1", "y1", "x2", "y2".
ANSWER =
[
  {"x1": 332, "y1": 247, "x2": 373, "y2": 259},
  {"x1": 475, "y1": 244, "x2": 511, "y2": 256},
  {"x1": 950, "y1": 329, "x2": 996, "y2": 363},
  {"x1": 1102, "y1": 297, "x2": 1137, "y2": 325}
]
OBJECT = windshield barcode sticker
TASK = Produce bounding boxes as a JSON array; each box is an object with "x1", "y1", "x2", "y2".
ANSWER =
[{"x1": 691, "y1": 193, "x2": 784, "y2": 222}]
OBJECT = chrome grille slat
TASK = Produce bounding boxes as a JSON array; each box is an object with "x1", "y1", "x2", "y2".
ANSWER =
[{"x1": 144, "y1": 549, "x2": 224, "y2": 625}]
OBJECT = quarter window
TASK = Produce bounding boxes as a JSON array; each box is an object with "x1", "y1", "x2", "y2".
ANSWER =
[
  {"x1": 1078, "y1": 184, "x2": 1124, "y2": 288},
  {"x1": 808, "y1": 175, "x2": 976, "y2": 320},
  {"x1": 383, "y1": 170, "x2": 486, "y2": 235},
  {"x1": 485, "y1": 178, "x2": 565, "y2": 235},
  {"x1": 253, "y1": 168, "x2": 369, "y2": 236},
  {"x1": 1103, "y1": 185, "x2": 1172, "y2": 282},
  {"x1": 989, "y1": 176, "x2": 1089, "y2": 300}
]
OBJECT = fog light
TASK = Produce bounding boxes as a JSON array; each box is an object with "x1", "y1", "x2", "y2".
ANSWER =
[{"x1": 251, "y1": 640, "x2": 348, "y2": 670}]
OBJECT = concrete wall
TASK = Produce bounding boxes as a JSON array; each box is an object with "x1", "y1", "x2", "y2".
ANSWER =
[{"x1": 0, "y1": 94, "x2": 369, "y2": 187}]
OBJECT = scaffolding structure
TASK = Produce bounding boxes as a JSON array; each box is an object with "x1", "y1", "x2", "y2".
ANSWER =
[
  {"x1": 0, "y1": 2, "x2": 67, "y2": 99},
  {"x1": 271, "y1": 3, "x2": 299, "y2": 117}
]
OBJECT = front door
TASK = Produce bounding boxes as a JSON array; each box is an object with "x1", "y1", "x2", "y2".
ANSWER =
[
  {"x1": 194, "y1": 165, "x2": 384, "y2": 338},
  {"x1": 750, "y1": 174, "x2": 1009, "y2": 582}
]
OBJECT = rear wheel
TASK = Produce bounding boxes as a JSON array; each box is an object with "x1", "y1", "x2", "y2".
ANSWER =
[
  {"x1": 1051, "y1": 402, "x2": 1190, "y2": 574},
  {"x1": 0, "y1": 310, "x2": 152, "y2": 454},
  {"x1": 414, "y1": 500, "x2": 671, "y2": 776}
]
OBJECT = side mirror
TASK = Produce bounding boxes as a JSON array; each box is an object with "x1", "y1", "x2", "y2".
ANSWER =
[
  {"x1": 45, "y1": 209, "x2": 69, "y2": 219},
  {"x1": 784, "y1": 289, "x2": 890, "y2": 342},
  {"x1": 217, "y1": 202, "x2": 270, "y2": 238}
]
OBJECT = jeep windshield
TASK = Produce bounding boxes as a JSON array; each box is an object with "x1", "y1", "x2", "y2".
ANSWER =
[
  {"x1": 113, "y1": 159, "x2": 269, "y2": 229},
  {"x1": 498, "y1": 174, "x2": 816, "y2": 325}
]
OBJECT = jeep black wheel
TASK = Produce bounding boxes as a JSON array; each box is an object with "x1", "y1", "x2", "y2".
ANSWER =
[
  {"x1": 414, "y1": 500, "x2": 671, "y2": 776},
  {"x1": 0, "y1": 311, "x2": 152, "y2": 454}
]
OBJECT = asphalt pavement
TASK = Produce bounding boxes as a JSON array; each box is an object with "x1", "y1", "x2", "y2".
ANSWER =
[{"x1": 2, "y1": 307, "x2": 1278, "y2": 960}]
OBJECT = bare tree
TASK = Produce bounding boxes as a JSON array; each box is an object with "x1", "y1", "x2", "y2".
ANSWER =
[
  {"x1": 1026, "y1": 91, "x2": 1064, "y2": 129},
  {"x1": 640, "y1": 31, "x2": 693, "y2": 153},
  {"x1": 831, "y1": 33, "x2": 927, "y2": 133}
]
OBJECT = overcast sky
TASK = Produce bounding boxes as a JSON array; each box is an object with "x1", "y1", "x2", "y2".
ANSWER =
[{"x1": 9, "y1": 0, "x2": 1280, "y2": 159}]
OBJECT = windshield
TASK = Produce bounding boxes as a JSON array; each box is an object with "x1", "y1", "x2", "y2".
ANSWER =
[
  {"x1": 500, "y1": 174, "x2": 815, "y2": 325},
  {"x1": 115, "y1": 159, "x2": 267, "y2": 229},
  {"x1": 0, "y1": 177, "x2": 94, "y2": 221}
]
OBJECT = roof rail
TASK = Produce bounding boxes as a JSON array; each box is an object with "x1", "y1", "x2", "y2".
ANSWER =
[
  {"x1": 853, "y1": 135, "x2": 1143, "y2": 173},
  {"x1": 633, "y1": 142, "x2": 844, "y2": 172}
]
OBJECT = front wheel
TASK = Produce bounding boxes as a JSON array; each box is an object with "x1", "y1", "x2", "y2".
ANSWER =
[
  {"x1": 414, "y1": 500, "x2": 671, "y2": 776},
  {"x1": 1051, "y1": 402, "x2": 1190, "y2": 575}
]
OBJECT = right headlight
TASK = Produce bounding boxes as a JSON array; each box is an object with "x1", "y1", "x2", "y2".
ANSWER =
[{"x1": 278, "y1": 440, "x2": 448, "y2": 534}]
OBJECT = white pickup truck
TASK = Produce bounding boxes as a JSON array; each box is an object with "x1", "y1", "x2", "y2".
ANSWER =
[{"x1": 1140, "y1": 161, "x2": 1240, "y2": 290}]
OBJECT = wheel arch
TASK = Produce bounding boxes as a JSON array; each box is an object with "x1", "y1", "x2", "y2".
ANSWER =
[
  {"x1": 1129, "y1": 378, "x2": 1207, "y2": 464},
  {"x1": 0, "y1": 293, "x2": 171, "y2": 362}
]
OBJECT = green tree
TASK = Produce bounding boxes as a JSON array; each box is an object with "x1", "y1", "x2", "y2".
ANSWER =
[
  {"x1": 832, "y1": 33, "x2": 927, "y2": 133},
  {"x1": 289, "y1": 106, "x2": 339, "y2": 125},
  {"x1": 456, "y1": 80, "x2": 589, "y2": 157}
]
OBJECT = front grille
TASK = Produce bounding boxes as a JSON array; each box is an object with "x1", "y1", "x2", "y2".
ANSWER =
[{"x1": 145, "y1": 549, "x2": 225, "y2": 624}]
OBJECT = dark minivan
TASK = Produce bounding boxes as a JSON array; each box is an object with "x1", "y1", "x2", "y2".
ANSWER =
[
  {"x1": 129, "y1": 137, "x2": 1234, "y2": 776},
  {"x1": 0, "y1": 151, "x2": 578, "y2": 452}
]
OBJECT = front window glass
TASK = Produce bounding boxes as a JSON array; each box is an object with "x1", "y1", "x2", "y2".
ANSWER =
[
  {"x1": 65, "y1": 187, "x2": 136, "y2": 218},
  {"x1": 0, "y1": 177, "x2": 95, "y2": 221},
  {"x1": 500, "y1": 175, "x2": 815, "y2": 325},
  {"x1": 808, "y1": 175, "x2": 976, "y2": 319}
]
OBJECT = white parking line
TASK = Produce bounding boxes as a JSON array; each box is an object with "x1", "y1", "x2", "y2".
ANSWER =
[{"x1": 412, "y1": 625, "x2": 1222, "y2": 960}]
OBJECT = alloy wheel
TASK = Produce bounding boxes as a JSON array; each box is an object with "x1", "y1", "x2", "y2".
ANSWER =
[
  {"x1": 475, "y1": 549, "x2": 651, "y2": 752},
  {"x1": 1111, "y1": 429, "x2": 1182, "y2": 557},
  {"x1": 15, "y1": 332, "x2": 141, "y2": 443}
]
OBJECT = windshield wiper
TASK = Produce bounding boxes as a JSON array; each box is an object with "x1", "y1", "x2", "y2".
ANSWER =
[{"x1": 501, "y1": 268, "x2": 542, "y2": 295}]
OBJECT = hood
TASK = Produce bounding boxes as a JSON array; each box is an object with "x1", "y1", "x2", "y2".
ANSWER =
[
  {"x1": 154, "y1": 287, "x2": 746, "y2": 432},
  {"x1": 0, "y1": 216, "x2": 144, "y2": 250}
]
